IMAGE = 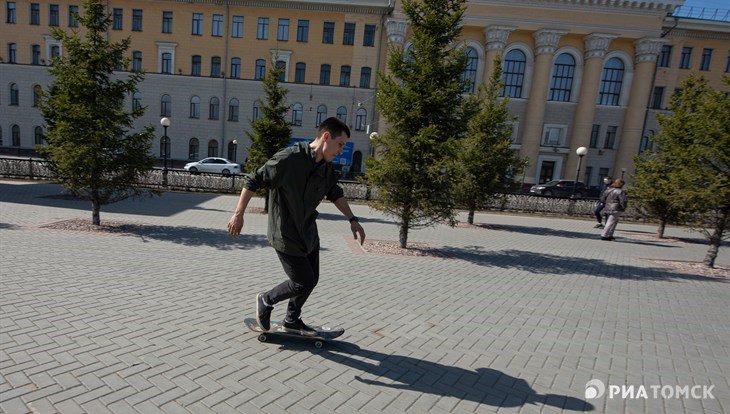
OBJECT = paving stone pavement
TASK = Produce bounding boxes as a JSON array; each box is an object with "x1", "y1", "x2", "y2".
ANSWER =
[{"x1": 1, "y1": 179, "x2": 729, "y2": 414}]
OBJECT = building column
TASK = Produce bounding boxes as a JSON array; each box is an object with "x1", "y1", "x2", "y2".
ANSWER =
[
  {"x1": 614, "y1": 37, "x2": 666, "y2": 180},
  {"x1": 483, "y1": 25, "x2": 516, "y2": 81},
  {"x1": 564, "y1": 33, "x2": 617, "y2": 178},
  {"x1": 519, "y1": 29, "x2": 568, "y2": 184}
]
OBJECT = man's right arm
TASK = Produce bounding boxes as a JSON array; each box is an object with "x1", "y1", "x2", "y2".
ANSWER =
[{"x1": 227, "y1": 187, "x2": 255, "y2": 239}]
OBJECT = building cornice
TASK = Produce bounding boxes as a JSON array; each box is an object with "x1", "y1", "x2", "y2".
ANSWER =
[
  {"x1": 468, "y1": 0, "x2": 681, "y2": 15},
  {"x1": 159, "y1": 0, "x2": 394, "y2": 15}
]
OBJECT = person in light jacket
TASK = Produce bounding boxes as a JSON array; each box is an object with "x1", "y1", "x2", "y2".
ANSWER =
[{"x1": 601, "y1": 179, "x2": 628, "y2": 241}]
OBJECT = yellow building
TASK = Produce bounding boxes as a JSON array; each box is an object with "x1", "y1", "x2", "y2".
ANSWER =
[{"x1": 1, "y1": 0, "x2": 728, "y2": 189}]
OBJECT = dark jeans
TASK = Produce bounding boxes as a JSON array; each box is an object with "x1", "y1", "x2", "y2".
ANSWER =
[
  {"x1": 264, "y1": 247, "x2": 320, "y2": 322},
  {"x1": 594, "y1": 202, "x2": 606, "y2": 223}
]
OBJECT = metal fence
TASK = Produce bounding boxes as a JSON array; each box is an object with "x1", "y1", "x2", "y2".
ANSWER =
[{"x1": 0, "y1": 156, "x2": 641, "y2": 219}]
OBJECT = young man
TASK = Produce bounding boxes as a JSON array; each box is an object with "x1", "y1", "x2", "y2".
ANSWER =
[
  {"x1": 594, "y1": 175, "x2": 613, "y2": 228},
  {"x1": 227, "y1": 117, "x2": 365, "y2": 335}
]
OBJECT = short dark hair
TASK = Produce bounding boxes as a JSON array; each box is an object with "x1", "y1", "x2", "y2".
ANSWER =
[{"x1": 318, "y1": 117, "x2": 350, "y2": 139}]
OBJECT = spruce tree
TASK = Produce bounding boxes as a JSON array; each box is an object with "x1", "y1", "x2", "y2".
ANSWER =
[
  {"x1": 366, "y1": 0, "x2": 477, "y2": 248},
  {"x1": 37, "y1": 0, "x2": 156, "y2": 226}
]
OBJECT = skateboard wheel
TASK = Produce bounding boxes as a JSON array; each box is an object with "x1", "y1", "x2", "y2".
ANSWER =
[
  {"x1": 258, "y1": 334, "x2": 267, "y2": 342},
  {"x1": 315, "y1": 341, "x2": 323, "y2": 349}
]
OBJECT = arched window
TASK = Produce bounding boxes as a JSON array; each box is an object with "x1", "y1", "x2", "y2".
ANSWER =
[
  {"x1": 502, "y1": 49, "x2": 526, "y2": 98},
  {"x1": 336, "y1": 106, "x2": 347, "y2": 123},
  {"x1": 211, "y1": 56, "x2": 221, "y2": 77},
  {"x1": 319, "y1": 64, "x2": 331, "y2": 85},
  {"x1": 190, "y1": 96, "x2": 200, "y2": 118},
  {"x1": 31, "y1": 45, "x2": 41, "y2": 65},
  {"x1": 209, "y1": 97, "x2": 220, "y2": 120},
  {"x1": 230, "y1": 57, "x2": 241, "y2": 79},
  {"x1": 188, "y1": 137, "x2": 200, "y2": 160},
  {"x1": 352, "y1": 150, "x2": 363, "y2": 174},
  {"x1": 12, "y1": 125, "x2": 20, "y2": 146},
  {"x1": 228, "y1": 98, "x2": 239, "y2": 122},
  {"x1": 33, "y1": 85, "x2": 42, "y2": 107},
  {"x1": 276, "y1": 60, "x2": 286, "y2": 82},
  {"x1": 132, "y1": 93, "x2": 142, "y2": 110},
  {"x1": 161, "y1": 52, "x2": 172, "y2": 74},
  {"x1": 461, "y1": 47, "x2": 478, "y2": 93},
  {"x1": 355, "y1": 108, "x2": 367, "y2": 131},
  {"x1": 598, "y1": 57, "x2": 624, "y2": 106},
  {"x1": 295, "y1": 62, "x2": 306, "y2": 83},
  {"x1": 255, "y1": 59, "x2": 266, "y2": 80},
  {"x1": 50, "y1": 45, "x2": 60, "y2": 61},
  {"x1": 227, "y1": 140, "x2": 237, "y2": 161},
  {"x1": 34, "y1": 126, "x2": 44, "y2": 145},
  {"x1": 339, "y1": 65, "x2": 351, "y2": 86},
  {"x1": 159, "y1": 136, "x2": 171, "y2": 159},
  {"x1": 10, "y1": 83, "x2": 19, "y2": 106},
  {"x1": 549, "y1": 53, "x2": 575, "y2": 102},
  {"x1": 160, "y1": 94, "x2": 172, "y2": 117},
  {"x1": 360, "y1": 67, "x2": 371, "y2": 88},
  {"x1": 316, "y1": 105, "x2": 327, "y2": 127},
  {"x1": 207, "y1": 139, "x2": 218, "y2": 157},
  {"x1": 253, "y1": 100, "x2": 262, "y2": 121},
  {"x1": 291, "y1": 103, "x2": 303, "y2": 126},
  {"x1": 132, "y1": 51, "x2": 142, "y2": 72}
]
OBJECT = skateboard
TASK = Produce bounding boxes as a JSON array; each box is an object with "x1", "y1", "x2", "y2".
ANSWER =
[{"x1": 244, "y1": 318, "x2": 344, "y2": 348}]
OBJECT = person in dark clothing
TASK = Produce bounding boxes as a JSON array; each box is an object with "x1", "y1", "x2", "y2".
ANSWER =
[
  {"x1": 594, "y1": 175, "x2": 613, "y2": 228},
  {"x1": 601, "y1": 178, "x2": 628, "y2": 241},
  {"x1": 227, "y1": 117, "x2": 366, "y2": 335}
]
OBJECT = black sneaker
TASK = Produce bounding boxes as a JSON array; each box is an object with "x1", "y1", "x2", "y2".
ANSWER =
[
  {"x1": 594, "y1": 223, "x2": 604, "y2": 228},
  {"x1": 256, "y1": 292, "x2": 273, "y2": 331},
  {"x1": 283, "y1": 318, "x2": 318, "y2": 336}
]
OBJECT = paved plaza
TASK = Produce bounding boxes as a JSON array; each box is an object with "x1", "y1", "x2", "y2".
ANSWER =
[{"x1": 1, "y1": 179, "x2": 729, "y2": 413}]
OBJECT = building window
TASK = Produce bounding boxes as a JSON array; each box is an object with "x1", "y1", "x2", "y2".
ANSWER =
[
  {"x1": 295, "y1": 62, "x2": 306, "y2": 83},
  {"x1": 322, "y1": 22, "x2": 335, "y2": 44},
  {"x1": 132, "y1": 51, "x2": 142, "y2": 72},
  {"x1": 68, "y1": 5, "x2": 78, "y2": 27},
  {"x1": 502, "y1": 49, "x2": 526, "y2": 98},
  {"x1": 726, "y1": 50, "x2": 730, "y2": 73},
  {"x1": 161, "y1": 52, "x2": 172, "y2": 74},
  {"x1": 339, "y1": 65, "x2": 351, "y2": 86},
  {"x1": 252, "y1": 100, "x2": 261, "y2": 121},
  {"x1": 276, "y1": 60, "x2": 286, "y2": 82},
  {"x1": 343, "y1": 23, "x2": 355, "y2": 46},
  {"x1": 192, "y1": 13, "x2": 203, "y2": 35},
  {"x1": 31, "y1": 44, "x2": 41, "y2": 65},
  {"x1": 190, "y1": 96, "x2": 200, "y2": 118},
  {"x1": 316, "y1": 105, "x2": 327, "y2": 126},
  {"x1": 355, "y1": 108, "x2": 367, "y2": 131},
  {"x1": 0, "y1": 126, "x2": 3, "y2": 146},
  {"x1": 228, "y1": 98, "x2": 239, "y2": 122},
  {"x1": 191, "y1": 55, "x2": 201, "y2": 76},
  {"x1": 132, "y1": 93, "x2": 141, "y2": 110},
  {"x1": 12, "y1": 125, "x2": 20, "y2": 146},
  {"x1": 548, "y1": 53, "x2": 575, "y2": 102},
  {"x1": 50, "y1": 45, "x2": 60, "y2": 61},
  {"x1": 49, "y1": 4, "x2": 59, "y2": 26},
  {"x1": 6, "y1": 2, "x2": 16, "y2": 24},
  {"x1": 461, "y1": 47, "x2": 478, "y2": 93},
  {"x1": 360, "y1": 67, "x2": 371, "y2": 88},
  {"x1": 297, "y1": 20, "x2": 309, "y2": 42},
  {"x1": 598, "y1": 57, "x2": 624, "y2": 106},
  {"x1": 255, "y1": 59, "x2": 266, "y2": 80},
  {"x1": 257, "y1": 17, "x2": 269, "y2": 40},
  {"x1": 291, "y1": 103, "x2": 303, "y2": 126},
  {"x1": 30, "y1": 3, "x2": 40, "y2": 25},
  {"x1": 658, "y1": 45, "x2": 672, "y2": 68},
  {"x1": 278, "y1": 18, "x2": 289, "y2": 41},
  {"x1": 680, "y1": 47, "x2": 692, "y2": 69},
  {"x1": 232, "y1": 16, "x2": 243, "y2": 38},
  {"x1": 34, "y1": 126, "x2": 44, "y2": 145},
  {"x1": 651, "y1": 86, "x2": 664, "y2": 109},
  {"x1": 8, "y1": 43, "x2": 17, "y2": 63},
  {"x1": 336, "y1": 106, "x2": 347, "y2": 123},
  {"x1": 189, "y1": 138, "x2": 200, "y2": 160},
  {"x1": 161, "y1": 94, "x2": 172, "y2": 117},
  {"x1": 9, "y1": 83, "x2": 19, "y2": 105},
  {"x1": 33, "y1": 85, "x2": 42, "y2": 107},
  {"x1": 211, "y1": 56, "x2": 221, "y2": 77},
  {"x1": 161, "y1": 11, "x2": 173, "y2": 33},
  {"x1": 113, "y1": 8, "x2": 122, "y2": 30},
  {"x1": 212, "y1": 14, "x2": 223, "y2": 37},
  {"x1": 363, "y1": 24, "x2": 375, "y2": 47},
  {"x1": 230, "y1": 57, "x2": 241, "y2": 79},
  {"x1": 542, "y1": 125, "x2": 564, "y2": 146},
  {"x1": 700, "y1": 48, "x2": 713, "y2": 71},
  {"x1": 320, "y1": 64, "x2": 331, "y2": 85},
  {"x1": 132, "y1": 9, "x2": 142, "y2": 31},
  {"x1": 207, "y1": 140, "x2": 218, "y2": 157},
  {"x1": 604, "y1": 126, "x2": 617, "y2": 149},
  {"x1": 209, "y1": 97, "x2": 220, "y2": 120}
]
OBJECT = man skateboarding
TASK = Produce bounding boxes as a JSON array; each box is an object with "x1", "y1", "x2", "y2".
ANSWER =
[{"x1": 227, "y1": 117, "x2": 365, "y2": 335}]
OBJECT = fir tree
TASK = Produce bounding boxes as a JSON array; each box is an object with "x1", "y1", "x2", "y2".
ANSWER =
[{"x1": 37, "y1": 0, "x2": 156, "y2": 226}]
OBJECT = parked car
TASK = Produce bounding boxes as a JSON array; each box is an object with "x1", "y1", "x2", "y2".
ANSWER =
[
  {"x1": 530, "y1": 180, "x2": 587, "y2": 198},
  {"x1": 184, "y1": 157, "x2": 241, "y2": 175}
]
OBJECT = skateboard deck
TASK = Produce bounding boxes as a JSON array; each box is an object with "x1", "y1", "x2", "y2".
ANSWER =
[{"x1": 244, "y1": 318, "x2": 344, "y2": 348}]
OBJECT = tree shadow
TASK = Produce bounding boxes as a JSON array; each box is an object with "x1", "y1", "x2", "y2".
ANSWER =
[
  {"x1": 0, "y1": 223, "x2": 20, "y2": 230},
  {"x1": 440, "y1": 247, "x2": 726, "y2": 283},
  {"x1": 316, "y1": 212, "x2": 395, "y2": 225},
  {"x1": 270, "y1": 340, "x2": 594, "y2": 411},
  {"x1": 475, "y1": 223, "x2": 679, "y2": 247}
]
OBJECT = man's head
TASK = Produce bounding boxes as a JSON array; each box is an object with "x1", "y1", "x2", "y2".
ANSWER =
[
  {"x1": 315, "y1": 117, "x2": 351, "y2": 162},
  {"x1": 603, "y1": 176, "x2": 613, "y2": 184}
]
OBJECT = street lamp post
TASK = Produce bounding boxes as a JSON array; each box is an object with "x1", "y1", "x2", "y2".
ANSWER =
[
  {"x1": 160, "y1": 117, "x2": 170, "y2": 186},
  {"x1": 572, "y1": 146, "x2": 588, "y2": 199},
  {"x1": 621, "y1": 168, "x2": 626, "y2": 179}
]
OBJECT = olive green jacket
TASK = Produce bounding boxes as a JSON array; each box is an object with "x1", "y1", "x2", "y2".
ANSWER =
[{"x1": 244, "y1": 142, "x2": 344, "y2": 256}]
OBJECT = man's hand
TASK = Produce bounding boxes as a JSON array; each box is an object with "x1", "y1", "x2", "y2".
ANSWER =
[
  {"x1": 351, "y1": 221, "x2": 365, "y2": 245},
  {"x1": 227, "y1": 215, "x2": 244, "y2": 239}
]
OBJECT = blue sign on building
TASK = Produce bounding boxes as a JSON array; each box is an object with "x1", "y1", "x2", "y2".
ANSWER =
[{"x1": 289, "y1": 138, "x2": 354, "y2": 166}]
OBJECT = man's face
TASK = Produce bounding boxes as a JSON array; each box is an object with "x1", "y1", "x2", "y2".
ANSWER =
[
  {"x1": 603, "y1": 178, "x2": 611, "y2": 184},
  {"x1": 322, "y1": 132, "x2": 348, "y2": 162}
]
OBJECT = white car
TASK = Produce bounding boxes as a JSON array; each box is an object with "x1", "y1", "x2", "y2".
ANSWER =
[{"x1": 184, "y1": 157, "x2": 241, "y2": 175}]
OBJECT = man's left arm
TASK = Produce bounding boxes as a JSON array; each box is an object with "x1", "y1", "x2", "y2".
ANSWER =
[{"x1": 333, "y1": 196, "x2": 365, "y2": 245}]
